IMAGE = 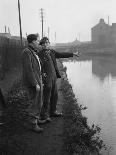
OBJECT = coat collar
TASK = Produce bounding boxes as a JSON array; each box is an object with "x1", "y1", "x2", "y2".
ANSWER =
[{"x1": 28, "y1": 43, "x2": 38, "y2": 53}]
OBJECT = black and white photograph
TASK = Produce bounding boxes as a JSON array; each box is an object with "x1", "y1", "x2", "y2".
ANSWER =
[{"x1": 0, "y1": 0, "x2": 116, "y2": 154}]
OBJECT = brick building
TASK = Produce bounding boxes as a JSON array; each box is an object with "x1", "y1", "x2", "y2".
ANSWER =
[{"x1": 91, "y1": 18, "x2": 116, "y2": 46}]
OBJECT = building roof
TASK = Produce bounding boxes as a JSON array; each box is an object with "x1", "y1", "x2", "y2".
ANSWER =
[{"x1": 92, "y1": 18, "x2": 109, "y2": 30}]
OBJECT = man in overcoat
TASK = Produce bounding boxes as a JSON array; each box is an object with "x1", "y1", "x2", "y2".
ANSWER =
[
  {"x1": 22, "y1": 34, "x2": 43, "y2": 132},
  {"x1": 38, "y1": 37, "x2": 80, "y2": 121}
]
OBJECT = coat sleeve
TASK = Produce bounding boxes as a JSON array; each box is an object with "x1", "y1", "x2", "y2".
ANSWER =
[
  {"x1": 22, "y1": 50, "x2": 38, "y2": 87},
  {"x1": 52, "y1": 49, "x2": 73, "y2": 58}
]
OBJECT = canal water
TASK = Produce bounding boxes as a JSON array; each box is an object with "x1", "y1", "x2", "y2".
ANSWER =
[{"x1": 63, "y1": 55, "x2": 116, "y2": 155}]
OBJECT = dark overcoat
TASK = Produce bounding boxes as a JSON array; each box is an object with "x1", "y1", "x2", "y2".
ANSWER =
[
  {"x1": 38, "y1": 49, "x2": 73, "y2": 80},
  {"x1": 22, "y1": 47, "x2": 42, "y2": 88},
  {"x1": 22, "y1": 46, "x2": 43, "y2": 115},
  {"x1": 38, "y1": 49, "x2": 73, "y2": 117}
]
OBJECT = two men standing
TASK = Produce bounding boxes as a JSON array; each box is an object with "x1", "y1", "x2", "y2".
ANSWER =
[{"x1": 22, "y1": 34, "x2": 80, "y2": 133}]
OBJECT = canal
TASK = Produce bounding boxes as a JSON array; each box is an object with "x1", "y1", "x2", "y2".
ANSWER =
[{"x1": 63, "y1": 55, "x2": 116, "y2": 155}]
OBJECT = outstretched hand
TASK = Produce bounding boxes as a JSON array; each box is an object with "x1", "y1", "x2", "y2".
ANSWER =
[{"x1": 73, "y1": 50, "x2": 80, "y2": 57}]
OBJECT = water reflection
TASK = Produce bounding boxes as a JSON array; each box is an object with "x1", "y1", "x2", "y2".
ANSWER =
[
  {"x1": 92, "y1": 56, "x2": 116, "y2": 81},
  {"x1": 63, "y1": 56, "x2": 116, "y2": 155}
]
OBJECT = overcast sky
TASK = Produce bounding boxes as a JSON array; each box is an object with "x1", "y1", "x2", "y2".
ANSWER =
[{"x1": 0, "y1": 0, "x2": 116, "y2": 43}]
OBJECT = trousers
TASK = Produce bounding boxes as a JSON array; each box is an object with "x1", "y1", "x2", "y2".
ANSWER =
[{"x1": 40, "y1": 75, "x2": 58, "y2": 119}]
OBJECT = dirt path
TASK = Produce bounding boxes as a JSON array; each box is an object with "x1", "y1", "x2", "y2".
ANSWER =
[
  {"x1": 17, "y1": 117, "x2": 65, "y2": 155},
  {"x1": 1, "y1": 74, "x2": 68, "y2": 155},
  {"x1": 16, "y1": 79, "x2": 67, "y2": 155}
]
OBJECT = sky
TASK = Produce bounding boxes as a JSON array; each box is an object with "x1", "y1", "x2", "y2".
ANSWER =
[{"x1": 0, "y1": 0, "x2": 116, "y2": 43}]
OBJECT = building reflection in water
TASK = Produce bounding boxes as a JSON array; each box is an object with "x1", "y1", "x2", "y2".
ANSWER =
[
  {"x1": 63, "y1": 56, "x2": 116, "y2": 155},
  {"x1": 91, "y1": 56, "x2": 116, "y2": 81}
]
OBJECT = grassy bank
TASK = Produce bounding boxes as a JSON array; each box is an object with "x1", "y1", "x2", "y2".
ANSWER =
[{"x1": 60, "y1": 63, "x2": 105, "y2": 154}]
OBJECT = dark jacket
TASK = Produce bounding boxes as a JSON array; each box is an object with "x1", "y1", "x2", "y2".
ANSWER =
[
  {"x1": 22, "y1": 44, "x2": 42, "y2": 88},
  {"x1": 38, "y1": 49, "x2": 73, "y2": 79}
]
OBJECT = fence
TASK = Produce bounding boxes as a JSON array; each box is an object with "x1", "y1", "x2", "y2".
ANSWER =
[{"x1": 0, "y1": 37, "x2": 25, "y2": 74}]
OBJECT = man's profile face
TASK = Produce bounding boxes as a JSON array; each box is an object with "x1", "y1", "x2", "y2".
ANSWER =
[
  {"x1": 42, "y1": 40, "x2": 50, "y2": 50},
  {"x1": 32, "y1": 39, "x2": 39, "y2": 49}
]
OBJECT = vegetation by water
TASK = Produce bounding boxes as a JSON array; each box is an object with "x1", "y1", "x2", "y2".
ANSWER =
[{"x1": 61, "y1": 66, "x2": 106, "y2": 154}]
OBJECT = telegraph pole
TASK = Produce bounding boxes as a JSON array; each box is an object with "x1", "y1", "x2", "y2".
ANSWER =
[
  {"x1": 18, "y1": 0, "x2": 23, "y2": 47},
  {"x1": 44, "y1": 32, "x2": 46, "y2": 37},
  {"x1": 79, "y1": 33, "x2": 80, "y2": 41},
  {"x1": 8, "y1": 27, "x2": 10, "y2": 34},
  {"x1": 54, "y1": 32, "x2": 56, "y2": 43},
  {"x1": 48, "y1": 27, "x2": 50, "y2": 39},
  {"x1": 108, "y1": 16, "x2": 109, "y2": 25},
  {"x1": 5, "y1": 26, "x2": 6, "y2": 33},
  {"x1": 40, "y1": 8, "x2": 44, "y2": 38},
  {"x1": 38, "y1": 33, "x2": 40, "y2": 40}
]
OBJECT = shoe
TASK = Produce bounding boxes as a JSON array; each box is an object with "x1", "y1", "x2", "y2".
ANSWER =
[
  {"x1": 46, "y1": 117, "x2": 52, "y2": 122},
  {"x1": 37, "y1": 119, "x2": 47, "y2": 124},
  {"x1": 38, "y1": 117, "x2": 52, "y2": 124},
  {"x1": 32, "y1": 124, "x2": 43, "y2": 133},
  {"x1": 50, "y1": 111, "x2": 62, "y2": 117}
]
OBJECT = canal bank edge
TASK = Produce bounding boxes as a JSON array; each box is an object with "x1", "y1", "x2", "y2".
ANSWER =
[
  {"x1": 59, "y1": 60, "x2": 105, "y2": 154},
  {"x1": 1, "y1": 60, "x2": 105, "y2": 155}
]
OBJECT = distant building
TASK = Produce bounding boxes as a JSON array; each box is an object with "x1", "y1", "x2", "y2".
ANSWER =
[
  {"x1": 0, "y1": 33, "x2": 11, "y2": 38},
  {"x1": 0, "y1": 33, "x2": 26, "y2": 46},
  {"x1": 110, "y1": 23, "x2": 116, "y2": 44},
  {"x1": 71, "y1": 38, "x2": 81, "y2": 46},
  {"x1": 55, "y1": 38, "x2": 81, "y2": 47},
  {"x1": 10, "y1": 36, "x2": 27, "y2": 46},
  {"x1": 91, "y1": 18, "x2": 116, "y2": 46}
]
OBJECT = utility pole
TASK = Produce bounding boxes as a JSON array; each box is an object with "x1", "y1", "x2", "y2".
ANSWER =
[
  {"x1": 44, "y1": 32, "x2": 46, "y2": 37},
  {"x1": 40, "y1": 8, "x2": 44, "y2": 38},
  {"x1": 37, "y1": 33, "x2": 40, "y2": 40},
  {"x1": 108, "y1": 16, "x2": 109, "y2": 25},
  {"x1": 5, "y1": 26, "x2": 6, "y2": 33},
  {"x1": 18, "y1": 0, "x2": 23, "y2": 47},
  {"x1": 48, "y1": 27, "x2": 50, "y2": 39},
  {"x1": 8, "y1": 27, "x2": 10, "y2": 34},
  {"x1": 54, "y1": 32, "x2": 56, "y2": 43},
  {"x1": 79, "y1": 33, "x2": 80, "y2": 41}
]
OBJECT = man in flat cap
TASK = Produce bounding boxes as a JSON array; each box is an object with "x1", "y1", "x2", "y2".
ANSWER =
[
  {"x1": 22, "y1": 34, "x2": 43, "y2": 132},
  {"x1": 38, "y1": 37, "x2": 80, "y2": 122}
]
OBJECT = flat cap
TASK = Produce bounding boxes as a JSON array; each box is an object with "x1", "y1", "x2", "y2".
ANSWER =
[{"x1": 27, "y1": 34, "x2": 38, "y2": 43}]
